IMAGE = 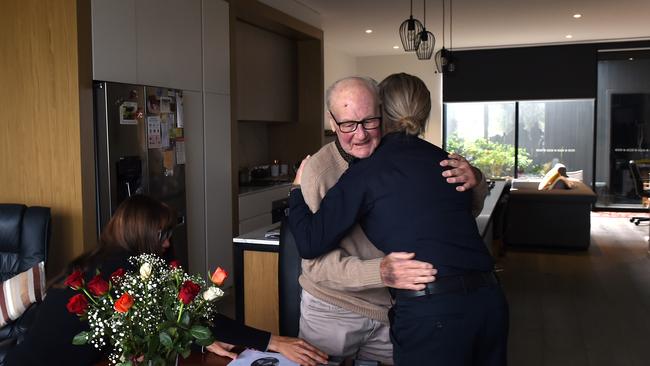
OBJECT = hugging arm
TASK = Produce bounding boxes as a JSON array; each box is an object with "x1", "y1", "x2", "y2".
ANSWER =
[
  {"x1": 288, "y1": 183, "x2": 367, "y2": 259},
  {"x1": 440, "y1": 153, "x2": 488, "y2": 216}
]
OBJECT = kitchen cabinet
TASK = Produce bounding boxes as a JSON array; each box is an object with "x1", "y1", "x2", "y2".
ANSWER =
[
  {"x1": 91, "y1": 0, "x2": 137, "y2": 83},
  {"x1": 233, "y1": 223, "x2": 280, "y2": 334},
  {"x1": 203, "y1": 0, "x2": 230, "y2": 95},
  {"x1": 238, "y1": 184, "x2": 290, "y2": 233},
  {"x1": 91, "y1": 0, "x2": 203, "y2": 91},
  {"x1": 136, "y1": 0, "x2": 202, "y2": 91},
  {"x1": 235, "y1": 21, "x2": 296, "y2": 122},
  {"x1": 204, "y1": 92, "x2": 233, "y2": 277}
]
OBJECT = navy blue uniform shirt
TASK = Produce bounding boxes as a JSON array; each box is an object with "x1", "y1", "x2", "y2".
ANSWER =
[{"x1": 289, "y1": 132, "x2": 493, "y2": 277}]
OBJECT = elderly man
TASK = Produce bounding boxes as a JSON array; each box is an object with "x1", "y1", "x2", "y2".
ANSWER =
[{"x1": 297, "y1": 76, "x2": 488, "y2": 364}]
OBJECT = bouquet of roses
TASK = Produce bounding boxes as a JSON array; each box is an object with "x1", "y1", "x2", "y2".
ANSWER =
[{"x1": 65, "y1": 253, "x2": 229, "y2": 366}]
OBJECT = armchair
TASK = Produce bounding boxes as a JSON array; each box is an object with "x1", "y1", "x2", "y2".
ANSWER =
[
  {"x1": 0, "y1": 204, "x2": 50, "y2": 362},
  {"x1": 628, "y1": 160, "x2": 650, "y2": 225}
]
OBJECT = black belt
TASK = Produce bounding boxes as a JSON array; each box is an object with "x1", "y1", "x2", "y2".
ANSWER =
[{"x1": 390, "y1": 272, "x2": 499, "y2": 299}]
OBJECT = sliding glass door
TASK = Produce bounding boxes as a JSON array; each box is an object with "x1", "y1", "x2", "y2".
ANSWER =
[{"x1": 595, "y1": 54, "x2": 650, "y2": 209}]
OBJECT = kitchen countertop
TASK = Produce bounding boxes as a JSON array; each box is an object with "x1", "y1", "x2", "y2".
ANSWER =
[
  {"x1": 238, "y1": 182, "x2": 292, "y2": 196},
  {"x1": 233, "y1": 222, "x2": 281, "y2": 245}
]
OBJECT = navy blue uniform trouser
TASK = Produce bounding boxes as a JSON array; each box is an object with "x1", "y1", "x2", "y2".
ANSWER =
[{"x1": 389, "y1": 285, "x2": 509, "y2": 366}]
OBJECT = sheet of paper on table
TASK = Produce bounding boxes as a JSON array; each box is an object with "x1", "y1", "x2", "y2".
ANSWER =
[{"x1": 227, "y1": 349, "x2": 299, "y2": 366}]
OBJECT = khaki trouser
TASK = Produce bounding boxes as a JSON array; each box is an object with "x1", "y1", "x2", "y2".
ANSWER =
[{"x1": 299, "y1": 290, "x2": 393, "y2": 365}]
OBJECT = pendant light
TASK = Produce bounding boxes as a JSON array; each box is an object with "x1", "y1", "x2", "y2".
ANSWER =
[
  {"x1": 435, "y1": 0, "x2": 456, "y2": 73},
  {"x1": 399, "y1": 0, "x2": 424, "y2": 52},
  {"x1": 416, "y1": 0, "x2": 435, "y2": 60}
]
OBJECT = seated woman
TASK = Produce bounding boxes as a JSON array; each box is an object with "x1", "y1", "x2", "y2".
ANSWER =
[
  {"x1": 289, "y1": 73, "x2": 508, "y2": 366},
  {"x1": 7, "y1": 195, "x2": 326, "y2": 366}
]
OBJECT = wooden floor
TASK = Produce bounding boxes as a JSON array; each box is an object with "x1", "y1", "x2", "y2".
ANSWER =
[{"x1": 500, "y1": 214, "x2": 650, "y2": 366}]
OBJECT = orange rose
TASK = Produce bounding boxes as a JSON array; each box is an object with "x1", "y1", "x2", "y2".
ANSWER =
[
  {"x1": 114, "y1": 293, "x2": 134, "y2": 313},
  {"x1": 210, "y1": 267, "x2": 228, "y2": 286}
]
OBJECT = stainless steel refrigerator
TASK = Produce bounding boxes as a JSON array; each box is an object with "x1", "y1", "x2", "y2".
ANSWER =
[{"x1": 94, "y1": 81, "x2": 188, "y2": 266}]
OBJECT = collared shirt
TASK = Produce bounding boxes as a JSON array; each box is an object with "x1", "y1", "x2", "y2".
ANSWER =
[{"x1": 289, "y1": 132, "x2": 493, "y2": 277}]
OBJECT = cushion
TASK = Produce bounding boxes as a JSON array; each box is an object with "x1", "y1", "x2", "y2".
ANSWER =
[
  {"x1": 566, "y1": 170, "x2": 584, "y2": 182},
  {"x1": 538, "y1": 163, "x2": 567, "y2": 190},
  {"x1": 0, "y1": 261, "x2": 45, "y2": 327},
  {"x1": 549, "y1": 176, "x2": 576, "y2": 190}
]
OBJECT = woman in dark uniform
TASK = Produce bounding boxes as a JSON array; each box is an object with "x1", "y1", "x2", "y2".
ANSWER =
[
  {"x1": 289, "y1": 73, "x2": 508, "y2": 366},
  {"x1": 7, "y1": 195, "x2": 326, "y2": 366}
]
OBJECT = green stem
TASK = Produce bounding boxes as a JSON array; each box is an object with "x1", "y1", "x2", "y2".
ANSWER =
[
  {"x1": 176, "y1": 302, "x2": 184, "y2": 323},
  {"x1": 81, "y1": 288, "x2": 99, "y2": 306}
]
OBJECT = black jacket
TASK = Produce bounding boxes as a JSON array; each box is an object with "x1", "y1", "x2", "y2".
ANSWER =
[
  {"x1": 289, "y1": 132, "x2": 493, "y2": 277},
  {"x1": 6, "y1": 250, "x2": 269, "y2": 365}
]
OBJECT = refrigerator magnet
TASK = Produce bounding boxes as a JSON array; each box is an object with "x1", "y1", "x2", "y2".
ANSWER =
[
  {"x1": 147, "y1": 116, "x2": 162, "y2": 148},
  {"x1": 119, "y1": 101, "x2": 138, "y2": 125}
]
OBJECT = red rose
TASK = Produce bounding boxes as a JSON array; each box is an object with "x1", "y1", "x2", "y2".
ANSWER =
[
  {"x1": 87, "y1": 275, "x2": 109, "y2": 297},
  {"x1": 64, "y1": 270, "x2": 84, "y2": 290},
  {"x1": 178, "y1": 280, "x2": 201, "y2": 305},
  {"x1": 169, "y1": 260, "x2": 180, "y2": 269},
  {"x1": 114, "y1": 293, "x2": 134, "y2": 313},
  {"x1": 110, "y1": 268, "x2": 125, "y2": 279},
  {"x1": 210, "y1": 267, "x2": 228, "y2": 286},
  {"x1": 66, "y1": 293, "x2": 89, "y2": 315}
]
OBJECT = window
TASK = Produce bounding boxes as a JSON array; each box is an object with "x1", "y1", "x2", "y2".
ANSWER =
[
  {"x1": 444, "y1": 99, "x2": 595, "y2": 182},
  {"x1": 445, "y1": 102, "x2": 515, "y2": 179},
  {"x1": 518, "y1": 100, "x2": 594, "y2": 183}
]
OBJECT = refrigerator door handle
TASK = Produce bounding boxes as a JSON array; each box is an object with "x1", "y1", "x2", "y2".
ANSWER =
[{"x1": 126, "y1": 182, "x2": 132, "y2": 197}]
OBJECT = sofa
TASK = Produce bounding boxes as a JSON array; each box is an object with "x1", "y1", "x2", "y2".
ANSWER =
[
  {"x1": 0, "y1": 204, "x2": 50, "y2": 364},
  {"x1": 504, "y1": 180, "x2": 596, "y2": 250}
]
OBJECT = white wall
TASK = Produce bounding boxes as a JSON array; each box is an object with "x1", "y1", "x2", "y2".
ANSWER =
[
  {"x1": 356, "y1": 55, "x2": 443, "y2": 146},
  {"x1": 323, "y1": 42, "x2": 357, "y2": 131}
]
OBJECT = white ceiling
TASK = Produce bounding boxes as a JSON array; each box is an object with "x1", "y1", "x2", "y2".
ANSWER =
[{"x1": 298, "y1": 0, "x2": 650, "y2": 57}]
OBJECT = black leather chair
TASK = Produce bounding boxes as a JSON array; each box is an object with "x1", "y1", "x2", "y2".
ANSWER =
[
  {"x1": 277, "y1": 217, "x2": 302, "y2": 337},
  {"x1": 0, "y1": 204, "x2": 51, "y2": 362},
  {"x1": 629, "y1": 160, "x2": 650, "y2": 225}
]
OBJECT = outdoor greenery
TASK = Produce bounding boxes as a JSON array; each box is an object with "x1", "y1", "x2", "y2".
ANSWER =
[{"x1": 446, "y1": 134, "x2": 544, "y2": 179}]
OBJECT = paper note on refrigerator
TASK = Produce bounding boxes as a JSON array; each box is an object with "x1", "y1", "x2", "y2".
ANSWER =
[
  {"x1": 175, "y1": 92, "x2": 184, "y2": 128},
  {"x1": 175, "y1": 138, "x2": 186, "y2": 165},
  {"x1": 147, "y1": 116, "x2": 162, "y2": 148},
  {"x1": 160, "y1": 118, "x2": 170, "y2": 148}
]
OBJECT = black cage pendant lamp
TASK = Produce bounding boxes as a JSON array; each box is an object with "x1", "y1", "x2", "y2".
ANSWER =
[
  {"x1": 399, "y1": 0, "x2": 424, "y2": 52},
  {"x1": 416, "y1": 0, "x2": 435, "y2": 60},
  {"x1": 435, "y1": 0, "x2": 456, "y2": 73}
]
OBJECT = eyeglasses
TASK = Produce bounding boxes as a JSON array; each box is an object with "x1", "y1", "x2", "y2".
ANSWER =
[
  {"x1": 329, "y1": 110, "x2": 382, "y2": 133},
  {"x1": 158, "y1": 227, "x2": 174, "y2": 242}
]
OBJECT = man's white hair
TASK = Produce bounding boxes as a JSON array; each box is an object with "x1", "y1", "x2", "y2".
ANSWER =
[{"x1": 325, "y1": 76, "x2": 380, "y2": 111}]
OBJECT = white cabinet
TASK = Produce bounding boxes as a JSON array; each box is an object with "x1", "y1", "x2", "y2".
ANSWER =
[
  {"x1": 203, "y1": 0, "x2": 230, "y2": 95},
  {"x1": 91, "y1": 0, "x2": 137, "y2": 83},
  {"x1": 238, "y1": 185, "x2": 290, "y2": 233},
  {"x1": 92, "y1": 0, "x2": 203, "y2": 91},
  {"x1": 204, "y1": 92, "x2": 233, "y2": 275},
  {"x1": 136, "y1": 0, "x2": 202, "y2": 91}
]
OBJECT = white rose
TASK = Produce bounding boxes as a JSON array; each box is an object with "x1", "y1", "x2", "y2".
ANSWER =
[
  {"x1": 139, "y1": 262, "x2": 152, "y2": 280},
  {"x1": 202, "y1": 286, "x2": 224, "y2": 301}
]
